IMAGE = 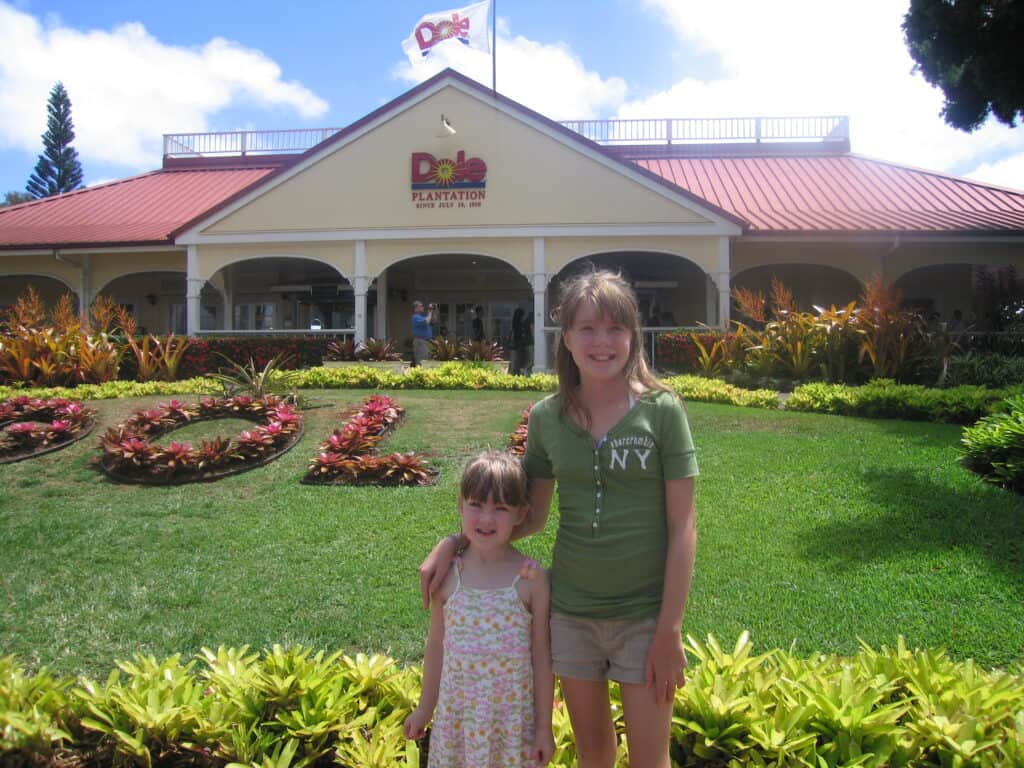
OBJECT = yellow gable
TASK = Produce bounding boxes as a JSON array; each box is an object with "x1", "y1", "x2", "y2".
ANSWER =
[{"x1": 203, "y1": 86, "x2": 714, "y2": 235}]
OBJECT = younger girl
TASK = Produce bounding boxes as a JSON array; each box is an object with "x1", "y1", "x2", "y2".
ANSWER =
[
  {"x1": 404, "y1": 450, "x2": 554, "y2": 768},
  {"x1": 421, "y1": 268, "x2": 698, "y2": 768}
]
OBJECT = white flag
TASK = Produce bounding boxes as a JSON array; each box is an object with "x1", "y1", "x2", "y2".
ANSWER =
[{"x1": 402, "y1": 1, "x2": 491, "y2": 64}]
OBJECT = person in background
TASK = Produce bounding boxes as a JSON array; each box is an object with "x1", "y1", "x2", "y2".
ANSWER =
[
  {"x1": 511, "y1": 307, "x2": 527, "y2": 375},
  {"x1": 411, "y1": 301, "x2": 435, "y2": 366},
  {"x1": 472, "y1": 305, "x2": 485, "y2": 342}
]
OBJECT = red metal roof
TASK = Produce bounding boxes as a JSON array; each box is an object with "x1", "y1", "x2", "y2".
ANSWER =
[
  {"x1": 0, "y1": 167, "x2": 275, "y2": 249},
  {"x1": 634, "y1": 153, "x2": 1024, "y2": 235}
]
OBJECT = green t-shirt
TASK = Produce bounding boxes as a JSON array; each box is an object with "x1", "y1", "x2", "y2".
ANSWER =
[{"x1": 523, "y1": 390, "x2": 699, "y2": 620}]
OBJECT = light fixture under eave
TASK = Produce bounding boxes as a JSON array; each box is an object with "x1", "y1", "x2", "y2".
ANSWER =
[{"x1": 436, "y1": 114, "x2": 456, "y2": 138}]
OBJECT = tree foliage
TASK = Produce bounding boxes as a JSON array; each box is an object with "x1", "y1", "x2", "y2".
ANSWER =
[
  {"x1": 26, "y1": 82, "x2": 84, "y2": 199},
  {"x1": 903, "y1": 0, "x2": 1024, "y2": 131},
  {"x1": 1, "y1": 190, "x2": 33, "y2": 207}
]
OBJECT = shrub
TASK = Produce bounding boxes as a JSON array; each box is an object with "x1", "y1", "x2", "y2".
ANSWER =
[
  {"x1": 655, "y1": 331, "x2": 733, "y2": 373},
  {"x1": 666, "y1": 375, "x2": 780, "y2": 409},
  {"x1": 786, "y1": 379, "x2": 1016, "y2": 424},
  {"x1": 946, "y1": 352, "x2": 1024, "y2": 389},
  {"x1": 3, "y1": 637, "x2": 1022, "y2": 767},
  {"x1": 178, "y1": 335, "x2": 329, "y2": 378},
  {"x1": 0, "y1": 378, "x2": 221, "y2": 403},
  {"x1": 960, "y1": 394, "x2": 1024, "y2": 494}
]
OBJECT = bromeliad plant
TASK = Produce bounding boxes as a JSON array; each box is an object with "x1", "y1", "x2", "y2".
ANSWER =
[
  {"x1": 0, "y1": 396, "x2": 97, "y2": 463},
  {"x1": 427, "y1": 336, "x2": 459, "y2": 362},
  {"x1": 507, "y1": 406, "x2": 531, "y2": 456},
  {"x1": 458, "y1": 339, "x2": 505, "y2": 362},
  {"x1": 356, "y1": 338, "x2": 403, "y2": 362},
  {"x1": 304, "y1": 394, "x2": 435, "y2": 486},
  {"x1": 97, "y1": 395, "x2": 302, "y2": 484}
]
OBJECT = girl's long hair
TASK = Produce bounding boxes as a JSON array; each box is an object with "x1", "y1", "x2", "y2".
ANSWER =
[{"x1": 552, "y1": 267, "x2": 671, "y2": 428}]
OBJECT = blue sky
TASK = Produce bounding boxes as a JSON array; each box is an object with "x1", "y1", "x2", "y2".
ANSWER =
[{"x1": 1, "y1": 0, "x2": 1022, "y2": 196}]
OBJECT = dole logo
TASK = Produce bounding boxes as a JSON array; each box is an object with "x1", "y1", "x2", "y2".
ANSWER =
[
  {"x1": 411, "y1": 151, "x2": 487, "y2": 189},
  {"x1": 414, "y1": 13, "x2": 471, "y2": 55}
]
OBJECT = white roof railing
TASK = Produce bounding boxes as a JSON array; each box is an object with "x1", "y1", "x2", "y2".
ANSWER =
[{"x1": 163, "y1": 116, "x2": 849, "y2": 159}]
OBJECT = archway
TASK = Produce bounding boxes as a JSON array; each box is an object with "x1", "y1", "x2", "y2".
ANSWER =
[
  {"x1": 382, "y1": 253, "x2": 531, "y2": 352},
  {"x1": 551, "y1": 251, "x2": 712, "y2": 328},
  {"x1": 893, "y1": 263, "x2": 976, "y2": 326},
  {"x1": 208, "y1": 257, "x2": 354, "y2": 333},
  {"x1": 0, "y1": 275, "x2": 78, "y2": 318},
  {"x1": 98, "y1": 272, "x2": 199, "y2": 334},
  {"x1": 732, "y1": 264, "x2": 862, "y2": 315}
]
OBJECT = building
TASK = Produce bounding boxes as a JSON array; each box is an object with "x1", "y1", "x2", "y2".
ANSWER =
[{"x1": 2, "y1": 68, "x2": 1023, "y2": 369}]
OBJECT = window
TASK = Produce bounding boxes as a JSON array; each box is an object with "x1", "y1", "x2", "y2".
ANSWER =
[
  {"x1": 169, "y1": 303, "x2": 186, "y2": 335},
  {"x1": 234, "y1": 303, "x2": 276, "y2": 330}
]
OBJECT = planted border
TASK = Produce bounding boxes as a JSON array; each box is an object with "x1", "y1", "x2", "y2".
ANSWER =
[
  {"x1": 302, "y1": 394, "x2": 437, "y2": 486},
  {"x1": 96, "y1": 395, "x2": 303, "y2": 485},
  {"x1": 3, "y1": 636, "x2": 1022, "y2": 767},
  {"x1": 0, "y1": 396, "x2": 97, "y2": 464}
]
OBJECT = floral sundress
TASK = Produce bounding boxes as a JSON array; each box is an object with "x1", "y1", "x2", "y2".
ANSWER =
[{"x1": 428, "y1": 561, "x2": 535, "y2": 767}]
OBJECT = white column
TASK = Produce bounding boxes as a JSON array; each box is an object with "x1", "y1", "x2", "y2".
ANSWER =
[
  {"x1": 78, "y1": 254, "x2": 91, "y2": 323},
  {"x1": 222, "y1": 265, "x2": 234, "y2": 331},
  {"x1": 716, "y1": 236, "x2": 732, "y2": 330},
  {"x1": 353, "y1": 240, "x2": 368, "y2": 344},
  {"x1": 705, "y1": 274, "x2": 717, "y2": 327},
  {"x1": 186, "y1": 245, "x2": 203, "y2": 336},
  {"x1": 531, "y1": 237, "x2": 548, "y2": 372},
  {"x1": 374, "y1": 268, "x2": 388, "y2": 339}
]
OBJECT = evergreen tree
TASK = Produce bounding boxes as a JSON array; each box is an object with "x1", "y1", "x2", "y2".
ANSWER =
[{"x1": 26, "y1": 82, "x2": 84, "y2": 198}]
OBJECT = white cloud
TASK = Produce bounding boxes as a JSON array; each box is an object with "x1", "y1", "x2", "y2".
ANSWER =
[
  {"x1": 965, "y1": 155, "x2": 1024, "y2": 191},
  {"x1": 0, "y1": 3, "x2": 328, "y2": 172},
  {"x1": 625, "y1": 0, "x2": 1024, "y2": 179},
  {"x1": 393, "y1": 20, "x2": 627, "y2": 120}
]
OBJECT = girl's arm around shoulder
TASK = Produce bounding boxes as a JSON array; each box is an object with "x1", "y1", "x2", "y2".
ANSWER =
[
  {"x1": 523, "y1": 565, "x2": 555, "y2": 766},
  {"x1": 403, "y1": 565, "x2": 456, "y2": 741}
]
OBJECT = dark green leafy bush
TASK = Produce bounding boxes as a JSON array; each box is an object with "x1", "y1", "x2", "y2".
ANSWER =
[
  {"x1": 960, "y1": 394, "x2": 1024, "y2": 494},
  {"x1": 946, "y1": 352, "x2": 1024, "y2": 389}
]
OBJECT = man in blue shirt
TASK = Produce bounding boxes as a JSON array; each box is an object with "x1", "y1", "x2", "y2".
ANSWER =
[{"x1": 411, "y1": 300, "x2": 435, "y2": 366}]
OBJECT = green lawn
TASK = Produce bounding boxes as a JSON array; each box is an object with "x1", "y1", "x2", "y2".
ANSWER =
[{"x1": 1, "y1": 389, "x2": 1021, "y2": 678}]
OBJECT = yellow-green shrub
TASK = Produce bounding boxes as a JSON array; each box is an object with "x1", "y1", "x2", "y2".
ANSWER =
[{"x1": 3, "y1": 637, "x2": 1022, "y2": 767}]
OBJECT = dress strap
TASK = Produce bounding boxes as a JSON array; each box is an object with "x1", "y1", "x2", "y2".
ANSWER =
[{"x1": 451, "y1": 557, "x2": 463, "y2": 594}]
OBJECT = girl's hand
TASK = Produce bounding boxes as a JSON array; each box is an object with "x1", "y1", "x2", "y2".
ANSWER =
[
  {"x1": 518, "y1": 557, "x2": 542, "y2": 580},
  {"x1": 531, "y1": 727, "x2": 555, "y2": 766},
  {"x1": 644, "y1": 627, "x2": 688, "y2": 704},
  {"x1": 402, "y1": 708, "x2": 431, "y2": 740},
  {"x1": 418, "y1": 536, "x2": 458, "y2": 609}
]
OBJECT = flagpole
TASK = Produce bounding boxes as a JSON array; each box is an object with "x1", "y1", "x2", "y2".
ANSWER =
[{"x1": 491, "y1": 0, "x2": 497, "y2": 94}]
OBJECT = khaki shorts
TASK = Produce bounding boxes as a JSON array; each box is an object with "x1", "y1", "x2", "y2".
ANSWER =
[{"x1": 550, "y1": 611, "x2": 659, "y2": 685}]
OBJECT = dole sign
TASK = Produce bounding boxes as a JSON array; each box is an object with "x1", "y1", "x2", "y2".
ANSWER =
[{"x1": 410, "y1": 151, "x2": 487, "y2": 209}]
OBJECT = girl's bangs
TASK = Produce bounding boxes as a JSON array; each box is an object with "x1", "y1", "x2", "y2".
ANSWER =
[
  {"x1": 460, "y1": 454, "x2": 528, "y2": 507},
  {"x1": 563, "y1": 280, "x2": 639, "y2": 330}
]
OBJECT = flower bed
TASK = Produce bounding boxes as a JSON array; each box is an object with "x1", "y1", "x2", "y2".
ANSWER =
[
  {"x1": 507, "y1": 406, "x2": 530, "y2": 456},
  {"x1": 0, "y1": 396, "x2": 97, "y2": 464},
  {"x1": 97, "y1": 395, "x2": 303, "y2": 485},
  {"x1": 303, "y1": 394, "x2": 436, "y2": 486}
]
